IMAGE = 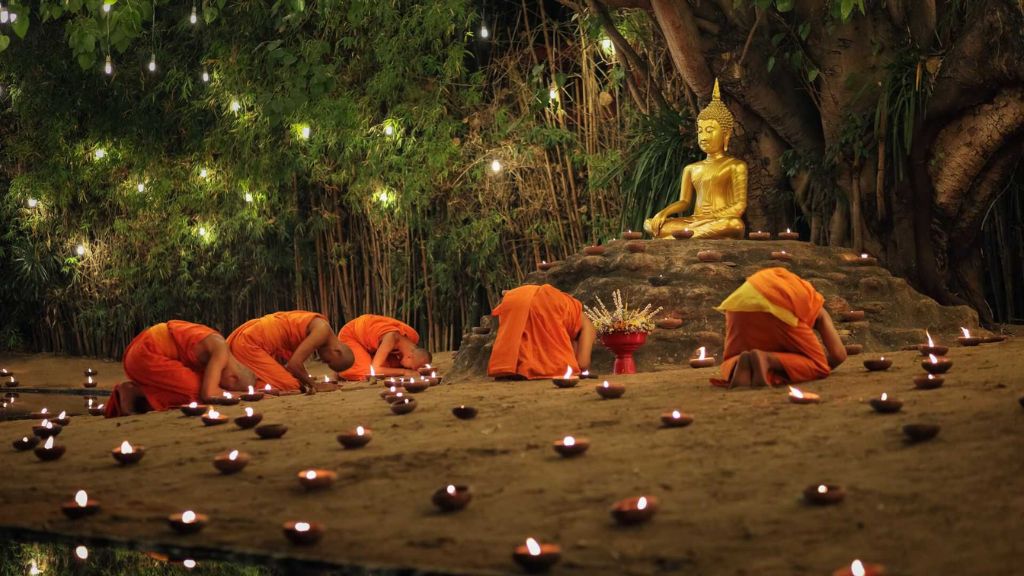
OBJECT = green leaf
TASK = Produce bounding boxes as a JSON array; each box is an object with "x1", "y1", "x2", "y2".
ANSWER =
[
  {"x1": 203, "y1": 5, "x2": 219, "y2": 24},
  {"x1": 798, "y1": 22, "x2": 810, "y2": 41},
  {"x1": 840, "y1": 0, "x2": 855, "y2": 20},
  {"x1": 807, "y1": 68, "x2": 819, "y2": 82},
  {"x1": 767, "y1": 55, "x2": 776, "y2": 72},
  {"x1": 0, "y1": 34, "x2": 9, "y2": 52},
  {"x1": 12, "y1": 11, "x2": 29, "y2": 39},
  {"x1": 76, "y1": 52, "x2": 95, "y2": 70},
  {"x1": 775, "y1": 0, "x2": 793, "y2": 12}
]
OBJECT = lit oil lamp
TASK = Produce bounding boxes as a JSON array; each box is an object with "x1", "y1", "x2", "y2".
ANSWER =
[
  {"x1": 0, "y1": 368, "x2": 10, "y2": 378},
  {"x1": 404, "y1": 379, "x2": 429, "y2": 393},
  {"x1": 552, "y1": 365, "x2": 579, "y2": 388},
  {"x1": 391, "y1": 397, "x2": 418, "y2": 415},
  {"x1": 168, "y1": 510, "x2": 208, "y2": 534},
  {"x1": 452, "y1": 405, "x2": 478, "y2": 420},
  {"x1": 921, "y1": 353, "x2": 952, "y2": 375},
  {"x1": 595, "y1": 380, "x2": 625, "y2": 399},
  {"x1": 418, "y1": 363, "x2": 434, "y2": 376},
  {"x1": 580, "y1": 369, "x2": 598, "y2": 379},
  {"x1": 788, "y1": 386, "x2": 820, "y2": 404},
  {"x1": 610, "y1": 495, "x2": 658, "y2": 525},
  {"x1": 689, "y1": 346, "x2": 716, "y2": 368},
  {"x1": 660, "y1": 410, "x2": 693, "y2": 428},
  {"x1": 697, "y1": 249, "x2": 724, "y2": 262},
  {"x1": 918, "y1": 329, "x2": 949, "y2": 356},
  {"x1": 366, "y1": 365, "x2": 378, "y2": 384},
  {"x1": 4, "y1": 375, "x2": 18, "y2": 388},
  {"x1": 655, "y1": 316, "x2": 683, "y2": 329},
  {"x1": 913, "y1": 373, "x2": 944, "y2": 389},
  {"x1": 215, "y1": 391, "x2": 239, "y2": 406},
  {"x1": 62, "y1": 490, "x2": 101, "y2": 519},
  {"x1": 33, "y1": 420, "x2": 62, "y2": 438},
  {"x1": 432, "y1": 484, "x2": 472, "y2": 512},
  {"x1": 179, "y1": 402, "x2": 207, "y2": 417},
  {"x1": 671, "y1": 228, "x2": 694, "y2": 239},
  {"x1": 201, "y1": 408, "x2": 228, "y2": 426},
  {"x1": 34, "y1": 436, "x2": 66, "y2": 461},
  {"x1": 537, "y1": 259, "x2": 552, "y2": 272},
  {"x1": 778, "y1": 228, "x2": 799, "y2": 240},
  {"x1": 856, "y1": 252, "x2": 878, "y2": 266},
  {"x1": 869, "y1": 392, "x2": 902, "y2": 413},
  {"x1": 30, "y1": 407, "x2": 50, "y2": 420},
  {"x1": 83, "y1": 376, "x2": 97, "y2": 388},
  {"x1": 283, "y1": 521, "x2": 324, "y2": 545},
  {"x1": 862, "y1": 357, "x2": 892, "y2": 371},
  {"x1": 622, "y1": 229, "x2": 643, "y2": 240},
  {"x1": 337, "y1": 426, "x2": 372, "y2": 449},
  {"x1": 297, "y1": 469, "x2": 336, "y2": 490},
  {"x1": 255, "y1": 423, "x2": 288, "y2": 439},
  {"x1": 428, "y1": 370, "x2": 442, "y2": 386},
  {"x1": 748, "y1": 230, "x2": 771, "y2": 240},
  {"x1": 803, "y1": 483, "x2": 845, "y2": 506},
  {"x1": 957, "y1": 326, "x2": 981, "y2": 346},
  {"x1": 831, "y1": 559, "x2": 886, "y2": 576},
  {"x1": 233, "y1": 407, "x2": 263, "y2": 429},
  {"x1": 240, "y1": 385, "x2": 264, "y2": 402},
  {"x1": 84, "y1": 368, "x2": 98, "y2": 377},
  {"x1": 54, "y1": 410, "x2": 70, "y2": 426},
  {"x1": 840, "y1": 310, "x2": 866, "y2": 322},
  {"x1": 552, "y1": 435, "x2": 589, "y2": 458},
  {"x1": 13, "y1": 435, "x2": 39, "y2": 451},
  {"x1": 263, "y1": 383, "x2": 276, "y2": 395},
  {"x1": 512, "y1": 538, "x2": 561, "y2": 572},
  {"x1": 213, "y1": 449, "x2": 250, "y2": 474},
  {"x1": 903, "y1": 423, "x2": 940, "y2": 443},
  {"x1": 87, "y1": 399, "x2": 105, "y2": 416},
  {"x1": 770, "y1": 250, "x2": 792, "y2": 261},
  {"x1": 112, "y1": 440, "x2": 145, "y2": 465},
  {"x1": 385, "y1": 391, "x2": 407, "y2": 404},
  {"x1": 381, "y1": 385, "x2": 404, "y2": 400}
]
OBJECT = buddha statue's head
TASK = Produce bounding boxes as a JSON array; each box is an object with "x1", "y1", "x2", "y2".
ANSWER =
[{"x1": 696, "y1": 79, "x2": 734, "y2": 154}]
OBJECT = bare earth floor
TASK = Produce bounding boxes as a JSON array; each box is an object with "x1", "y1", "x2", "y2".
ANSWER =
[{"x1": 1, "y1": 340, "x2": 1022, "y2": 576}]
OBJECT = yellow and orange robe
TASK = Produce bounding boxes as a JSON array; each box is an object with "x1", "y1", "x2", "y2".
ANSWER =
[
  {"x1": 715, "y1": 267, "x2": 830, "y2": 386},
  {"x1": 227, "y1": 311, "x2": 326, "y2": 391},
  {"x1": 337, "y1": 314, "x2": 419, "y2": 381},
  {"x1": 107, "y1": 320, "x2": 218, "y2": 417},
  {"x1": 487, "y1": 284, "x2": 583, "y2": 380}
]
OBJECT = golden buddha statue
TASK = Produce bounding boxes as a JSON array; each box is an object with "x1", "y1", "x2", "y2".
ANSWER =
[{"x1": 644, "y1": 80, "x2": 748, "y2": 239}]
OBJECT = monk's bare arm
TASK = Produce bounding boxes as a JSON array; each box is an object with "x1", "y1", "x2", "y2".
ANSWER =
[
  {"x1": 814, "y1": 309, "x2": 847, "y2": 369},
  {"x1": 198, "y1": 335, "x2": 229, "y2": 401},
  {"x1": 575, "y1": 315, "x2": 597, "y2": 371},
  {"x1": 365, "y1": 332, "x2": 418, "y2": 377},
  {"x1": 285, "y1": 319, "x2": 331, "y2": 388}
]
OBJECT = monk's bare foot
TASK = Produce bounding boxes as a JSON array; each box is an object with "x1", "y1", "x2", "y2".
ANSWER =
[
  {"x1": 749, "y1": 350, "x2": 778, "y2": 387},
  {"x1": 729, "y1": 351, "x2": 753, "y2": 388}
]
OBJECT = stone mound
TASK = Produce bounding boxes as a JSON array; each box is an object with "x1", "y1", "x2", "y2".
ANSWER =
[{"x1": 450, "y1": 238, "x2": 986, "y2": 380}]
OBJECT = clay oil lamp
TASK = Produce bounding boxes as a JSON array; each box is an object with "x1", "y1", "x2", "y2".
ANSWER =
[
  {"x1": 428, "y1": 371, "x2": 443, "y2": 386},
  {"x1": 855, "y1": 252, "x2": 878, "y2": 266},
  {"x1": 983, "y1": 334, "x2": 1008, "y2": 343},
  {"x1": 255, "y1": 424, "x2": 288, "y2": 439},
  {"x1": 34, "y1": 436, "x2": 65, "y2": 461},
  {"x1": 958, "y1": 326, "x2": 981, "y2": 347},
  {"x1": 234, "y1": 407, "x2": 263, "y2": 429},
  {"x1": 215, "y1": 391, "x2": 240, "y2": 406},
  {"x1": 748, "y1": 230, "x2": 771, "y2": 241},
  {"x1": 366, "y1": 366, "x2": 378, "y2": 384},
  {"x1": 4, "y1": 375, "x2": 17, "y2": 388},
  {"x1": 840, "y1": 310, "x2": 866, "y2": 322},
  {"x1": 845, "y1": 344, "x2": 863, "y2": 355},
  {"x1": 832, "y1": 559, "x2": 886, "y2": 576},
  {"x1": 803, "y1": 484, "x2": 845, "y2": 506},
  {"x1": 297, "y1": 469, "x2": 336, "y2": 490},
  {"x1": 770, "y1": 250, "x2": 793, "y2": 262},
  {"x1": 580, "y1": 369, "x2": 598, "y2": 379},
  {"x1": 552, "y1": 365, "x2": 579, "y2": 388},
  {"x1": 83, "y1": 375, "x2": 97, "y2": 389},
  {"x1": 13, "y1": 435, "x2": 39, "y2": 451},
  {"x1": 778, "y1": 228, "x2": 800, "y2": 240},
  {"x1": 697, "y1": 249, "x2": 723, "y2": 263},
  {"x1": 661, "y1": 410, "x2": 693, "y2": 428},
  {"x1": 337, "y1": 425, "x2": 372, "y2": 449},
  {"x1": 62, "y1": 490, "x2": 101, "y2": 519},
  {"x1": 54, "y1": 410, "x2": 71, "y2": 426},
  {"x1": 512, "y1": 538, "x2": 561, "y2": 573},
  {"x1": 863, "y1": 357, "x2": 892, "y2": 371},
  {"x1": 921, "y1": 354, "x2": 952, "y2": 375},
  {"x1": 432, "y1": 484, "x2": 472, "y2": 512},
  {"x1": 84, "y1": 368, "x2": 98, "y2": 377},
  {"x1": 168, "y1": 510, "x2": 208, "y2": 534},
  {"x1": 869, "y1": 393, "x2": 902, "y2": 414},
  {"x1": 621, "y1": 229, "x2": 643, "y2": 240},
  {"x1": 610, "y1": 496, "x2": 658, "y2": 526},
  {"x1": 671, "y1": 228, "x2": 694, "y2": 239},
  {"x1": 391, "y1": 397, "x2": 418, "y2": 415},
  {"x1": 404, "y1": 379, "x2": 429, "y2": 393},
  {"x1": 452, "y1": 405, "x2": 478, "y2": 420},
  {"x1": 112, "y1": 440, "x2": 145, "y2": 465},
  {"x1": 689, "y1": 346, "x2": 716, "y2": 368},
  {"x1": 913, "y1": 374, "x2": 944, "y2": 389},
  {"x1": 553, "y1": 435, "x2": 589, "y2": 458},
  {"x1": 918, "y1": 330, "x2": 949, "y2": 356},
  {"x1": 213, "y1": 449, "x2": 250, "y2": 474},
  {"x1": 87, "y1": 399, "x2": 105, "y2": 416},
  {"x1": 33, "y1": 420, "x2": 62, "y2": 438},
  {"x1": 240, "y1": 385, "x2": 264, "y2": 402},
  {"x1": 655, "y1": 316, "x2": 683, "y2": 329},
  {"x1": 29, "y1": 407, "x2": 50, "y2": 420},
  {"x1": 201, "y1": 408, "x2": 228, "y2": 426},
  {"x1": 788, "y1": 386, "x2": 821, "y2": 404},
  {"x1": 262, "y1": 383, "x2": 277, "y2": 395},
  {"x1": 537, "y1": 260, "x2": 553, "y2": 272},
  {"x1": 418, "y1": 364, "x2": 434, "y2": 376},
  {"x1": 0, "y1": 368, "x2": 10, "y2": 378},
  {"x1": 386, "y1": 391, "x2": 407, "y2": 404},
  {"x1": 595, "y1": 380, "x2": 625, "y2": 399},
  {"x1": 903, "y1": 423, "x2": 940, "y2": 443},
  {"x1": 180, "y1": 402, "x2": 207, "y2": 417},
  {"x1": 625, "y1": 240, "x2": 646, "y2": 253},
  {"x1": 583, "y1": 244, "x2": 606, "y2": 256},
  {"x1": 648, "y1": 274, "x2": 671, "y2": 287},
  {"x1": 283, "y1": 521, "x2": 324, "y2": 545},
  {"x1": 381, "y1": 385, "x2": 404, "y2": 400},
  {"x1": 383, "y1": 376, "x2": 402, "y2": 387}
]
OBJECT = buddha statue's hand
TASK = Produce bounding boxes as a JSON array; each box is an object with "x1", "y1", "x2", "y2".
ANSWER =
[{"x1": 647, "y1": 213, "x2": 666, "y2": 235}]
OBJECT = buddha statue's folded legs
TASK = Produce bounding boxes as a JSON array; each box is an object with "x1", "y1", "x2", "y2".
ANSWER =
[{"x1": 644, "y1": 216, "x2": 745, "y2": 239}]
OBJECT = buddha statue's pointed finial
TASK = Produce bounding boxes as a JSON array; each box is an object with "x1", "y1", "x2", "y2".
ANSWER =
[{"x1": 698, "y1": 78, "x2": 734, "y2": 135}]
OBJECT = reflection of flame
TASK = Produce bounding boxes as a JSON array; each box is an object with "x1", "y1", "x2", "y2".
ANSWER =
[
  {"x1": 228, "y1": 450, "x2": 238, "y2": 461},
  {"x1": 182, "y1": 510, "x2": 196, "y2": 524},
  {"x1": 817, "y1": 485, "x2": 827, "y2": 494},
  {"x1": 880, "y1": 393, "x2": 888, "y2": 401},
  {"x1": 928, "y1": 354, "x2": 938, "y2": 364},
  {"x1": 526, "y1": 538, "x2": 541, "y2": 556},
  {"x1": 563, "y1": 436, "x2": 576, "y2": 447},
  {"x1": 121, "y1": 441, "x2": 133, "y2": 454},
  {"x1": 788, "y1": 386, "x2": 804, "y2": 399},
  {"x1": 851, "y1": 560, "x2": 866, "y2": 576},
  {"x1": 671, "y1": 410, "x2": 681, "y2": 419},
  {"x1": 697, "y1": 346, "x2": 706, "y2": 360},
  {"x1": 295, "y1": 522, "x2": 311, "y2": 532},
  {"x1": 563, "y1": 366, "x2": 573, "y2": 379},
  {"x1": 446, "y1": 485, "x2": 456, "y2": 495},
  {"x1": 305, "y1": 470, "x2": 317, "y2": 479},
  {"x1": 75, "y1": 490, "x2": 88, "y2": 507},
  {"x1": 44, "y1": 436, "x2": 55, "y2": 449},
  {"x1": 244, "y1": 407, "x2": 254, "y2": 417},
  {"x1": 926, "y1": 330, "x2": 934, "y2": 347},
  {"x1": 961, "y1": 327, "x2": 970, "y2": 338},
  {"x1": 356, "y1": 426, "x2": 365, "y2": 436},
  {"x1": 637, "y1": 497, "x2": 648, "y2": 510}
]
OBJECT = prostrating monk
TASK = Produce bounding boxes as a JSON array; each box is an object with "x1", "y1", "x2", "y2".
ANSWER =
[
  {"x1": 337, "y1": 314, "x2": 431, "y2": 380},
  {"x1": 713, "y1": 267, "x2": 846, "y2": 388},
  {"x1": 227, "y1": 310, "x2": 353, "y2": 392},
  {"x1": 487, "y1": 284, "x2": 596, "y2": 380},
  {"x1": 105, "y1": 320, "x2": 256, "y2": 417}
]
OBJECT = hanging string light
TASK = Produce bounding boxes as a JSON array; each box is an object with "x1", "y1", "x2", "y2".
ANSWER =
[
  {"x1": 201, "y1": 69, "x2": 210, "y2": 83},
  {"x1": 137, "y1": 182, "x2": 146, "y2": 193},
  {"x1": 480, "y1": 23, "x2": 489, "y2": 39},
  {"x1": 229, "y1": 99, "x2": 241, "y2": 112},
  {"x1": 102, "y1": 4, "x2": 112, "y2": 75},
  {"x1": 244, "y1": 192, "x2": 253, "y2": 203},
  {"x1": 490, "y1": 159, "x2": 502, "y2": 173},
  {"x1": 0, "y1": 6, "x2": 9, "y2": 23},
  {"x1": 189, "y1": 3, "x2": 198, "y2": 25},
  {"x1": 148, "y1": 53, "x2": 157, "y2": 72},
  {"x1": 147, "y1": 2, "x2": 157, "y2": 73},
  {"x1": 102, "y1": 3, "x2": 111, "y2": 13},
  {"x1": 104, "y1": 54, "x2": 113, "y2": 75}
]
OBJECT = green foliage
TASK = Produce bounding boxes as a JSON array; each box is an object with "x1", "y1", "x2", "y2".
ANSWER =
[{"x1": 875, "y1": 47, "x2": 932, "y2": 185}]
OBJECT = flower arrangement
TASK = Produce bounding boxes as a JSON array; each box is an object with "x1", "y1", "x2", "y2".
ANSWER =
[{"x1": 584, "y1": 289, "x2": 663, "y2": 335}]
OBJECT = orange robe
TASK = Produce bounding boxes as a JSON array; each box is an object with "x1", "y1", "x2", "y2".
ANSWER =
[
  {"x1": 338, "y1": 314, "x2": 419, "y2": 381},
  {"x1": 717, "y1": 268, "x2": 830, "y2": 385},
  {"x1": 108, "y1": 320, "x2": 217, "y2": 416},
  {"x1": 227, "y1": 311, "x2": 326, "y2": 391},
  {"x1": 487, "y1": 284, "x2": 583, "y2": 380}
]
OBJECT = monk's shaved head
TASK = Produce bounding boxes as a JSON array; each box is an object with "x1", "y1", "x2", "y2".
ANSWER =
[
  {"x1": 319, "y1": 340, "x2": 355, "y2": 373},
  {"x1": 411, "y1": 347, "x2": 432, "y2": 369}
]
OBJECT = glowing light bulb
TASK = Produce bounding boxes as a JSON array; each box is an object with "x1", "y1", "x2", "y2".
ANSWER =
[
  {"x1": 27, "y1": 198, "x2": 38, "y2": 208},
  {"x1": 229, "y1": 99, "x2": 240, "y2": 112},
  {"x1": 201, "y1": 69, "x2": 210, "y2": 83},
  {"x1": 75, "y1": 490, "x2": 88, "y2": 507},
  {"x1": 104, "y1": 55, "x2": 113, "y2": 75},
  {"x1": 190, "y1": 4, "x2": 198, "y2": 24},
  {"x1": 102, "y1": 3, "x2": 111, "y2": 13},
  {"x1": 384, "y1": 124, "x2": 395, "y2": 136},
  {"x1": 75, "y1": 545, "x2": 89, "y2": 560},
  {"x1": 490, "y1": 159, "x2": 502, "y2": 173},
  {"x1": 137, "y1": 183, "x2": 145, "y2": 193},
  {"x1": 148, "y1": 53, "x2": 157, "y2": 72},
  {"x1": 94, "y1": 148, "x2": 106, "y2": 159},
  {"x1": 75, "y1": 244, "x2": 86, "y2": 256},
  {"x1": 244, "y1": 192, "x2": 253, "y2": 203},
  {"x1": 480, "y1": 25, "x2": 489, "y2": 39}
]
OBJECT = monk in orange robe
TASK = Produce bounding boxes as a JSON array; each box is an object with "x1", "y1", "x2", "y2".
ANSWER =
[
  {"x1": 714, "y1": 267, "x2": 846, "y2": 387},
  {"x1": 227, "y1": 310, "x2": 353, "y2": 392},
  {"x1": 105, "y1": 320, "x2": 256, "y2": 417},
  {"x1": 487, "y1": 284, "x2": 597, "y2": 380},
  {"x1": 337, "y1": 314, "x2": 431, "y2": 380}
]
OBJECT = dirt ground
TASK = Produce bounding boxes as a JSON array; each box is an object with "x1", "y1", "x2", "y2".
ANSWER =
[{"x1": 1, "y1": 338, "x2": 1022, "y2": 575}]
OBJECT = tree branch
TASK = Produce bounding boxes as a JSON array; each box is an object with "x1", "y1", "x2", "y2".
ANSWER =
[{"x1": 648, "y1": 0, "x2": 714, "y2": 99}]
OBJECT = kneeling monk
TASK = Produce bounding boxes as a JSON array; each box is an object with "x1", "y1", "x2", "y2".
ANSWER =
[
  {"x1": 488, "y1": 284, "x2": 596, "y2": 380},
  {"x1": 106, "y1": 320, "x2": 256, "y2": 417},
  {"x1": 227, "y1": 310, "x2": 353, "y2": 392},
  {"x1": 714, "y1": 267, "x2": 846, "y2": 387},
  {"x1": 338, "y1": 314, "x2": 431, "y2": 380}
]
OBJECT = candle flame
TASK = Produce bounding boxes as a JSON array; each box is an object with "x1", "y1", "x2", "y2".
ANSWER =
[
  {"x1": 58, "y1": 411, "x2": 66, "y2": 419},
  {"x1": 817, "y1": 485, "x2": 827, "y2": 494},
  {"x1": 880, "y1": 393, "x2": 888, "y2": 401},
  {"x1": 562, "y1": 436, "x2": 576, "y2": 447},
  {"x1": 41, "y1": 420, "x2": 52, "y2": 428},
  {"x1": 526, "y1": 538, "x2": 541, "y2": 556},
  {"x1": 860, "y1": 252, "x2": 868, "y2": 258},
  {"x1": 446, "y1": 484, "x2": 457, "y2": 495},
  {"x1": 602, "y1": 380, "x2": 610, "y2": 388},
  {"x1": 929, "y1": 354, "x2": 938, "y2": 364},
  {"x1": 97, "y1": 404, "x2": 104, "y2": 409},
  {"x1": 926, "y1": 330, "x2": 934, "y2": 347},
  {"x1": 182, "y1": 510, "x2": 196, "y2": 524},
  {"x1": 21, "y1": 436, "x2": 28, "y2": 442},
  {"x1": 207, "y1": 409, "x2": 221, "y2": 418},
  {"x1": 264, "y1": 384, "x2": 273, "y2": 392},
  {"x1": 786, "y1": 228, "x2": 792, "y2": 233},
  {"x1": 75, "y1": 490, "x2": 88, "y2": 507},
  {"x1": 88, "y1": 399, "x2": 93, "y2": 408},
  {"x1": 183, "y1": 559, "x2": 196, "y2": 568},
  {"x1": 356, "y1": 426, "x2": 365, "y2": 436},
  {"x1": 563, "y1": 365, "x2": 573, "y2": 379},
  {"x1": 425, "y1": 364, "x2": 432, "y2": 370},
  {"x1": 389, "y1": 386, "x2": 398, "y2": 393},
  {"x1": 75, "y1": 545, "x2": 88, "y2": 560},
  {"x1": 697, "y1": 346, "x2": 706, "y2": 360},
  {"x1": 637, "y1": 496, "x2": 648, "y2": 510},
  {"x1": 28, "y1": 560, "x2": 41, "y2": 575},
  {"x1": 229, "y1": 450, "x2": 239, "y2": 461},
  {"x1": 961, "y1": 327, "x2": 970, "y2": 338},
  {"x1": 851, "y1": 560, "x2": 866, "y2": 576},
  {"x1": 671, "y1": 410, "x2": 681, "y2": 419},
  {"x1": 369, "y1": 366, "x2": 376, "y2": 377},
  {"x1": 581, "y1": 369, "x2": 589, "y2": 377},
  {"x1": 188, "y1": 402, "x2": 197, "y2": 408},
  {"x1": 41, "y1": 408, "x2": 48, "y2": 414},
  {"x1": 44, "y1": 436, "x2": 54, "y2": 449},
  {"x1": 295, "y1": 522, "x2": 310, "y2": 532},
  {"x1": 305, "y1": 470, "x2": 317, "y2": 479},
  {"x1": 248, "y1": 385, "x2": 255, "y2": 395},
  {"x1": 120, "y1": 441, "x2": 133, "y2": 454},
  {"x1": 223, "y1": 392, "x2": 232, "y2": 399},
  {"x1": 244, "y1": 407, "x2": 254, "y2": 417},
  {"x1": 431, "y1": 370, "x2": 437, "y2": 378},
  {"x1": 788, "y1": 386, "x2": 804, "y2": 399}
]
